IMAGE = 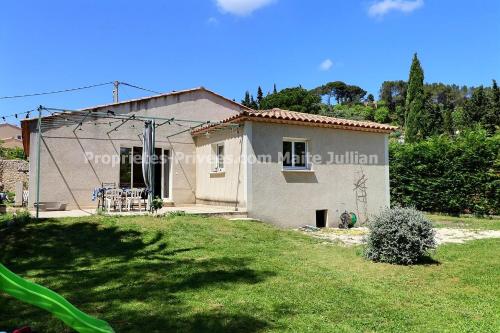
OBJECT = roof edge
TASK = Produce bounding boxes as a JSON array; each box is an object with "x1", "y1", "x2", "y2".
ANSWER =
[
  {"x1": 78, "y1": 86, "x2": 252, "y2": 112},
  {"x1": 191, "y1": 110, "x2": 397, "y2": 135},
  {"x1": 20, "y1": 86, "x2": 252, "y2": 125}
]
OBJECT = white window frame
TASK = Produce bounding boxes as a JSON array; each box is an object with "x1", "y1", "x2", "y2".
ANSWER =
[
  {"x1": 282, "y1": 138, "x2": 310, "y2": 170},
  {"x1": 213, "y1": 143, "x2": 225, "y2": 172}
]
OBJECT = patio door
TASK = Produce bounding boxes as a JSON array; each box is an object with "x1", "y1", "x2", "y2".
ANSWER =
[
  {"x1": 119, "y1": 147, "x2": 171, "y2": 200},
  {"x1": 161, "y1": 149, "x2": 171, "y2": 200},
  {"x1": 152, "y1": 148, "x2": 171, "y2": 200}
]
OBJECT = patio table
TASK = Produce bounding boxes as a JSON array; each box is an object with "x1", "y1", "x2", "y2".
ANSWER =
[{"x1": 94, "y1": 187, "x2": 147, "y2": 211}]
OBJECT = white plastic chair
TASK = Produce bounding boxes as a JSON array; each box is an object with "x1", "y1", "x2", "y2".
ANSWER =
[
  {"x1": 126, "y1": 188, "x2": 144, "y2": 211},
  {"x1": 104, "y1": 189, "x2": 123, "y2": 212},
  {"x1": 22, "y1": 190, "x2": 29, "y2": 207}
]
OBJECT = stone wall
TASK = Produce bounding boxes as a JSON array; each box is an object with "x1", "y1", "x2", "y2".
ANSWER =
[{"x1": 0, "y1": 159, "x2": 29, "y2": 192}]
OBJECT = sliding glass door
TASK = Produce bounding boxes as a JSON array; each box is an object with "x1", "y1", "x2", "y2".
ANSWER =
[
  {"x1": 163, "y1": 150, "x2": 171, "y2": 199},
  {"x1": 119, "y1": 147, "x2": 171, "y2": 200}
]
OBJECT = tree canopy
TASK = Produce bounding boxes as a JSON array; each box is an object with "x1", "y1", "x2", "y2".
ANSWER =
[
  {"x1": 313, "y1": 81, "x2": 367, "y2": 106},
  {"x1": 240, "y1": 54, "x2": 498, "y2": 138},
  {"x1": 259, "y1": 87, "x2": 322, "y2": 114}
]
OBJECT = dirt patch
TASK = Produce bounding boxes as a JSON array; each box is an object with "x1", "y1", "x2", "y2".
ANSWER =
[{"x1": 300, "y1": 227, "x2": 368, "y2": 246}]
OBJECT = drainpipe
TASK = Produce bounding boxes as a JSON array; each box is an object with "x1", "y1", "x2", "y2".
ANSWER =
[
  {"x1": 149, "y1": 120, "x2": 156, "y2": 212},
  {"x1": 35, "y1": 106, "x2": 42, "y2": 219}
]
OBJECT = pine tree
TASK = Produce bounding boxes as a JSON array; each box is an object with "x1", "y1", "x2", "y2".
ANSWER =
[
  {"x1": 405, "y1": 53, "x2": 427, "y2": 143},
  {"x1": 273, "y1": 83, "x2": 277, "y2": 94},
  {"x1": 257, "y1": 86, "x2": 263, "y2": 109}
]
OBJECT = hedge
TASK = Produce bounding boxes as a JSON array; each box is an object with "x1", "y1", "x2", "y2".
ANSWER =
[{"x1": 390, "y1": 130, "x2": 499, "y2": 216}]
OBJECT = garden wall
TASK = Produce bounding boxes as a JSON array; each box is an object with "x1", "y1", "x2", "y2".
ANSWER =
[{"x1": 0, "y1": 159, "x2": 29, "y2": 192}]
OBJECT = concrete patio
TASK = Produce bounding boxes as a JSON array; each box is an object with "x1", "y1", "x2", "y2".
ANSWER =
[{"x1": 29, "y1": 204, "x2": 248, "y2": 219}]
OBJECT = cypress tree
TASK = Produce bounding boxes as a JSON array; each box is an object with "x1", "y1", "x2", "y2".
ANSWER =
[
  {"x1": 405, "y1": 53, "x2": 426, "y2": 143},
  {"x1": 273, "y1": 83, "x2": 277, "y2": 94},
  {"x1": 242, "y1": 91, "x2": 251, "y2": 107},
  {"x1": 250, "y1": 95, "x2": 258, "y2": 109},
  {"x1": 257, "y1": 86, "x2": 263, "y2": 108},
  {"x1": 483, "y1": 80, "x2": 500, "y2": 133}
]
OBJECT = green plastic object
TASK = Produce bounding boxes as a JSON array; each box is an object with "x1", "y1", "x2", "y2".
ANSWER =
[
  {"x1": 0, "y1": 263, "x2": 114, "y2": 333},
  {"x1": 350, "y1": 212, "x2": 357, "y2": 227}
]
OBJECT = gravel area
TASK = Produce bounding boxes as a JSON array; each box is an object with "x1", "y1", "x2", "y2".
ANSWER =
[
  {"x1": 300, "y1": 227, "x2": 500, "y2": 246},
  {"x1": 434, "y1": 228, "x2": 500, "y2": 244}
]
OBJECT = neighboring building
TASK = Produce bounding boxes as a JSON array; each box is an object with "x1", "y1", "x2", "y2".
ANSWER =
[
  {"x1": 21, "y1": 87, "x2": 396, "y2": 227},
  {"x1": 0, "y1": 124, "x2": 23, "y2": 149}
]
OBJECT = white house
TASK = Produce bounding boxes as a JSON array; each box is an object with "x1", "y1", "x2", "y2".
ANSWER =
[{"x1": 21, "y1": 87, "x2": 396, "y2": 227}]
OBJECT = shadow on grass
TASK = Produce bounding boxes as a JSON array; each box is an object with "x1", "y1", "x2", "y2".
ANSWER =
[
  {"x1": 0, "y1": 218, "x2": 274, "y2": 332},
  {"x1": 415, "y1": 255, "x2": 441, "y2": 266}
]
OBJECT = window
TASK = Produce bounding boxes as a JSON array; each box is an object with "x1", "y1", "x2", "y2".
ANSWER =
[
  {"x1": 132, "y1": 147, "x2": 146, "y2": 188},
  {"x1": 282, "y1": 139, "x2": 309, "y2": 169},
  {"x1": 119, "y1": 146, "x2": 146, "y2": 188},
  {"x1": 213, "y1": 143, "x2": 224, "y2": 172}
]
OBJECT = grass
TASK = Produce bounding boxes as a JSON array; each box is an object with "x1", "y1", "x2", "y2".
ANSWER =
[
  {"x1": 1, "y1": 214, "x2": 499, "y2": 332},
  {"x1": 428, "y1": 214, "x2": 500, "y2": 230}
]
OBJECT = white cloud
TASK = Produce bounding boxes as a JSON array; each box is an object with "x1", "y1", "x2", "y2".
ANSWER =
[
  {"x1": 215, "y1": 0, "x2": 276, "y2": 16},
  {"x1": 319, "y1": 59, "x2": 333, "y2": 71},
  {"x1": 368, "y1": 0, "x2": 424, "y2": 18}
]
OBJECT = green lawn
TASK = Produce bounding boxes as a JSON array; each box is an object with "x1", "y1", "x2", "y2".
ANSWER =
[
  {"x1": 428, "y1": 214, "x2": 500, "y2": 230},
  {"x1": 1, "y1": 215, "x2": 499, "y2": 332}
]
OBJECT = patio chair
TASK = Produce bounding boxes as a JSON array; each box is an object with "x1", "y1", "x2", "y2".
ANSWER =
[
  {"x1": 126, "y1": 188, "x2": 144, "y2": 211},
  {"x1": 104, "y1": 189, "x2": 123, "y2": 212},
  {"x1": 22, "y1": 190, "x2": 29, "y2": 207}
]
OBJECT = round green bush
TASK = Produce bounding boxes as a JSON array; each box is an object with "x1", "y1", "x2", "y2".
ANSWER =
[{"x1": 364, "y1": 207, "x2": 436, "y2": 265}]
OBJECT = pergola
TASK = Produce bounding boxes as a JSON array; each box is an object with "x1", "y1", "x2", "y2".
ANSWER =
[{"x1": 31, "y1": 106, "x2": 216, "y2": 218}]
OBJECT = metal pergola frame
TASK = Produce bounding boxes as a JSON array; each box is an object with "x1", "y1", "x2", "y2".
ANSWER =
[{"x1": 33, "y1": 106, "x2": 212, "y2": 219}]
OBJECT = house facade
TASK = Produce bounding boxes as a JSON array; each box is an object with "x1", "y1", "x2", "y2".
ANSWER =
[
  {"x1": 0, "y1": 124, "x2": 23, "y2": 149},
  {"x1": 21, "y1": 87, "x2": 395, "y2": 227}
]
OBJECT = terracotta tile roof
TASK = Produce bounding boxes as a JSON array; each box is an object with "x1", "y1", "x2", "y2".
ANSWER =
[{"x1": 192, "y1": 108, "x2": 398, "y2": 135}]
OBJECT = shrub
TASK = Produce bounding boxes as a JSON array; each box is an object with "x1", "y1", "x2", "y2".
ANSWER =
[
  {"x1": 390, "y1": 129, "x2": 500, "y2": 215},
  {"x1": 6, "y1": 191, "x2": 15, "y2": 204},
  {"x1": 374, "y1": 106, "x2": 390, "y2": 123},
  {"x1": 0, "y1": 210, "x2": 33, "y2": 228},
  {"x1": 151, "y1": 196, "x2": 164, "y2": 212},
  {"x1": 364, "y1": 207, "x2": 436, "y2": 265},
  {"x1": 0, "y1": 146, "x2": 26, "y2": 160}
]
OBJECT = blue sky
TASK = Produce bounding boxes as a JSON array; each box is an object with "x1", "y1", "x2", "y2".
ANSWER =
[{"x1": 1, "y1": 0, "x2": 499, "y2": 122}]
